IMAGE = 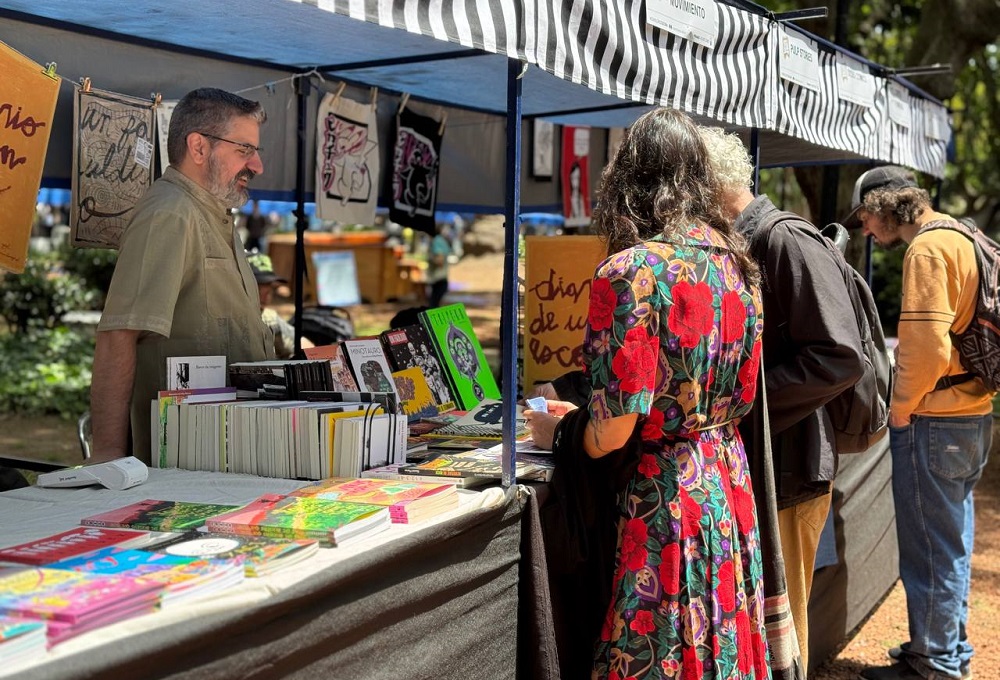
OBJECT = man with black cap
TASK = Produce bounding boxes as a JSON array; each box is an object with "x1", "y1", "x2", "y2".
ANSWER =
[{"x1": 850, "y1": 166, "x2": 993, "y2": 680}]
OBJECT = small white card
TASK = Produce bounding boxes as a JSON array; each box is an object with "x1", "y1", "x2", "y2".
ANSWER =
[
  {"x1": 835, "y1": 53, "x2": 875, "y2": 108},
  {"x1": 779, "y1": 28, "x2": 821, "y2": 93},
  {"x1": 888, "y1": 82, "x2": 913, "y2": 128},
  {"x1": 646, "y1": 0, "x2": 720, "y2": 48}
]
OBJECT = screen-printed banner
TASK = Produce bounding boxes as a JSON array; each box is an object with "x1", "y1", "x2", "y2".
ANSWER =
[
  {"x1": 523, "y1": 235, "x2": 606, "y2": 391},
  {"x1": 71, "y1": 88, "x2": 156, "y2": 249},
  {"x1": 0, "y1": 41, "x2": 59, "y2": 274},
  {"x1": 315, "y1": 92, "x2": 379, "y2": 226},
  {"x1": 389, "y1": 106, "x2": 442, "y2": 234}
]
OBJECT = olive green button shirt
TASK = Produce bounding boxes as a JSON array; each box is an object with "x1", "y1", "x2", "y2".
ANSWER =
[{"x1": 98, "y1": 167, "x2": 274, "y2": 464}]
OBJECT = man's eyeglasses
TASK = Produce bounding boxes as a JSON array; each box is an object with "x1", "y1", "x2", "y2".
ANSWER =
[{"x1": 199, "y1": 132, "x2": 262, "y2": 158}]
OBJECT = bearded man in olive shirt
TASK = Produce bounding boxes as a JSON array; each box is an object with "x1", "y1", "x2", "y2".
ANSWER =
[{"x1": 90, "y1": 88, "x2": 274, "y2": 465}]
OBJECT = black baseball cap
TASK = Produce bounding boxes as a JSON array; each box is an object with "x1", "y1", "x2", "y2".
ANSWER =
[{"x1": 843, "y1": 166, "x2": 918, "y2": 229}]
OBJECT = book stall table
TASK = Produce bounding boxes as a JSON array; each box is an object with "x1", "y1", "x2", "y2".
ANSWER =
[{"x1": 0, "y1": 469, "x2": 524, "y2": 680}]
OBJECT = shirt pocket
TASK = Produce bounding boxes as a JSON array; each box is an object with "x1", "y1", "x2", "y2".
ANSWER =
[
  {"x1": 204, "y1": 256, "x2": 241, "y2": 319},
  {"x1": 927, "y1": 418, "x2": 983, "y2": 480}
]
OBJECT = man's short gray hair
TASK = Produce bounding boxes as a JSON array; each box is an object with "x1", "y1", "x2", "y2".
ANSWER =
[
  {"x1": 167, "y1": 88, "x2": 266, "y2": 166},
  {"x1": 698, "y1": 126, "x2": 753, "y2": 195}
]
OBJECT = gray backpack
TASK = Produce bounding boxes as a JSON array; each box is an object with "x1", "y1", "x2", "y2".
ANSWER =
[{"x1": 750, "y1": 211, "x2": 891, "y2": 454}]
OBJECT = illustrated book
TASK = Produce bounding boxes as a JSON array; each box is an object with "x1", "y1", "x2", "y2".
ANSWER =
[
  {"x1": 79, "y1": 500, "x2": 240, "y2": 532},
  {"x1": 418, "y1": 304, "x2": 500, "y2": 410},
  {"x1": 205, "y1": 494, "x2": 390, "y2": 546}
]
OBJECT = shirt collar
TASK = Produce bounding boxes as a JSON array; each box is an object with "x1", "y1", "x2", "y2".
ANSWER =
[{"x1": 160, "y1": 166, "x2": 234, "y2": 233}]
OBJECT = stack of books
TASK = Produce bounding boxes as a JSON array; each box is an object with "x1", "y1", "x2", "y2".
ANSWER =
[
  {"x1": 206, "y1": 494, "x2": 391, "y2": 547},
  {"x1": 292, "y1": 477, "x2": 459, "y2": 524},
  {"x1": 0, "y1": 567, "x2": 164, "y2": 644},
  {"x1": 133, "y1": 533, "x2": 319, "y2": 578},
  {"x1": 46, "y1": 548, "x2": 245, "y2": 607},
  {"x1": 79, "y1": 500, "x2": 241, "y2": 532},
  {"x1": 0, "y1": 617, "x2": 47, "y2": 671}
]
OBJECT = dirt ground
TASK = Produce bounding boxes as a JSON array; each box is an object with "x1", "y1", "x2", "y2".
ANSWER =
[{"x1": 5, "y1": 248, "x2": 1000, "y2": 678}]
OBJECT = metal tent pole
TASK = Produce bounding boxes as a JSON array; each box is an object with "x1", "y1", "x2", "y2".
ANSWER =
[
  {"x1": 749, "y1": 128, "x2": 761, "y2": 195},
  {"x1": 293, "y1": 74, "x2": 310, "y2": 355},
  {"x1": 501, "y1": 58, "x2": 523, "y2": 488}
]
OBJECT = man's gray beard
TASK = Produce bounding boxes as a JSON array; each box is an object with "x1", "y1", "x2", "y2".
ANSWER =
[{"x1": 207, "y1": 154, "x2": 250, "y2": 208}]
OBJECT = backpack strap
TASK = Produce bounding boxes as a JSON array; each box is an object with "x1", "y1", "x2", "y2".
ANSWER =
[{"x1": 916, "y1": 218, "x2": 981, "y2": 391}]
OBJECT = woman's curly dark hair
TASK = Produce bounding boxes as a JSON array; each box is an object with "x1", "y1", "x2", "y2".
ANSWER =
[{"x1": 592, "y1": 108, "x2": 759, "y2": 287}]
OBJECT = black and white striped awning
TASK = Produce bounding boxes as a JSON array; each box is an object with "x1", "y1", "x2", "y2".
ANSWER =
[
  {"x1": 313, "y1": 0, "x2": 950, "y2": 177},
  {"x1": 0, "y1": 0, "x2": 950, "y2": 178}
]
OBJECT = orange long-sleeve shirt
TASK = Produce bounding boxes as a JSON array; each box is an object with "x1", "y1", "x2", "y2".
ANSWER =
[{"x1": 893, "y1": 218, "x2": 994, "y2": 421}]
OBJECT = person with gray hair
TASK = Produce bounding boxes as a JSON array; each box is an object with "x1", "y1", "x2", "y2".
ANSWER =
[
  {"x1": 699, "y1": 126, "x2": 866, "y2": 677},
  {"x1": 90, "y1": 88, "x2": 274, "y2": 465}
]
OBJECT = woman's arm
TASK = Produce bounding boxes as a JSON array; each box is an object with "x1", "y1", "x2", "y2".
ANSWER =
[{"x1": 584, "y1": 413, "x2": 638, "y2": 459}]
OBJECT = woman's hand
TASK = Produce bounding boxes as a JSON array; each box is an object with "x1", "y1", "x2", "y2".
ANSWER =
[{"x1": 524, "y1": 401, "x2": 578, "y2": 450}]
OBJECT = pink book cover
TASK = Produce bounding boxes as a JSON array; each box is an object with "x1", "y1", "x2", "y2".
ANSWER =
[
  {"x1": 0, "y1": 527, "x2": 147, "y2": 566},
  {"x1": 0, "y1": 568, "x2": 163, "y2": 624},
  {"x1": 302, "y1": 344, "x2": 360, "y2": 391}
]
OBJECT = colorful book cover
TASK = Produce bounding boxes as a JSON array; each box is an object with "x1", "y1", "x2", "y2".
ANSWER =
[
  {"x1": 391, "y1": 367, "x2": 439, "y2": 421},
  {"x1": 302, "y1": 344, "x2": 360, "y2": 391},
  {"x1": 141, "y1": 533, "x2": 319, "y2": 577},
  {"x1": 400, "y1": 448, "x2": 553, "y2": 482},
  {"x1": 80, "y1": 500, "x2": 240, "y2": 531},
  {"x1": 0, "y1": 567, "x2": 163, "y2": 624},
  {"x1": 206, "y1": 494, "x2": 389, "y2": 546},
  {"x1": 419, "y1": 303, "x2": 500, "y2": 410},
  {"x1": 380, "y1": 325, "x2": 455, "y2": 408},
  {"x1": 360, "y1": 463, "x2": 492, "y2": 489},
  {"x1": 341, "y1": 338, "x2": 398, "y2": 397},
  {"x1": 0, "y1": 615, "x2": 47, "y2": 670},
  {"x1": 421, "y1": 399, "x2": 526, "y2": 439},
  {"x1": 0, "y1": 616, "x2": 45, "y2": 642},
  {"x1": 48, "y1": 547, "x2": 244, "y2": 598},
  {"x1": 293, "y1": 477, "x2": 459, "y2": 524},
  {"x1": 0, "y1": 527, "x2": 147, "y2": 566}
]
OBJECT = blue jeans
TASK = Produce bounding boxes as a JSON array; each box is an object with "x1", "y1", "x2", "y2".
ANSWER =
[{"x1": 890, "y1": 414, "x2": 991, "y2": 678}]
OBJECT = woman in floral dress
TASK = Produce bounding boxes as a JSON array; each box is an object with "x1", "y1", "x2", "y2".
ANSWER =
[{"x1": 530, "y1": 108, "x2": 770, "y2": 679}]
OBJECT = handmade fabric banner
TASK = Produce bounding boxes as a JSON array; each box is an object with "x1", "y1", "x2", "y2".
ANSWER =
[
  {"x1": 71, "y1": 87, "x2": 156, "y2": 249},
  {"x1": 561, "y1": 126, "x2": 590, "y2": 227},
  {"x1": 0, "y1": 41, "x2": 59, "y2": 274},
  {"x1": 389, "y1": 107, "x2": 443, "y2": 234},
  {"x1": 315, "y1": 92, "x2": 379, "y2": 225}
]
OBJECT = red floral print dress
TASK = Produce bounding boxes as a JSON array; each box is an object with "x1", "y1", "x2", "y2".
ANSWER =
[{"x1": 587, "y1": 224, "x2": 769, "y2": 680}]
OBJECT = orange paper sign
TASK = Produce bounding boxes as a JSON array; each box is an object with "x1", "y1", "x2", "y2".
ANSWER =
[
  {"x1": 523, "y1": 235, "x2": 606, "y2": 392},
  {"x1": 0, "y1": 41, "x2": 59, "y2": 274}
]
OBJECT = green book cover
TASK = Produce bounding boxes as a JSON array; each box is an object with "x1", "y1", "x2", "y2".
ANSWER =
[
  {"x1": 80, "y1": 499, "x2": 240, "y2": 531},
  {"x1": 419, "y1": 303, "x2": 500, "y2": 410},
  {"x1": 205, "y1": 494, "x2": 388, "y2": 546}
]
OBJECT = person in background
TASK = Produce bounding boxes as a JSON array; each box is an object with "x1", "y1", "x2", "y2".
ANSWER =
[
  {"x1": 426, "y1": 223, "x2": 452, "y2": 307},
  {"x1": 247, "y1": 251, "x2": 310, "y2": 359},
  {"x1": 243, "y1": 199, "x2": 268, "y2": 252},
  {"x1": 700, "y1": 125, "x2": 865, "y2": 677},
  {"x1": 525, "y1": 108, "x2": 770, "y2": 679},
  {"x1": 89, "y1": 88, "x2": 274, "y2": 465},
  {"x1": 852, "y1": 167, "x2": 992, "y2": 680}
]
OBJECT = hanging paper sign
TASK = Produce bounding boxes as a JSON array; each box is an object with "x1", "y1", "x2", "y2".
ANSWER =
[
  {"x1": 0, "y1": 41, "x2": 59, "y2": 274},
  {"x1": 389, "y1": 107, "x2": 442, "y2": 234},
  {"x1": 835, "y1": 53, "x2": 875, "y2": 108},
  {"x1": 523, "y1": 235, "x2": 606, "y2": 392},
  {"x1": 71, "y1": 87, "x2": 156, "y2": 249},
  {"x1": 562, "y1": 126, "x2": 590, "y2": 228},
  {"x1": 532, "y1": 119, "x2": 554, "y2": 179},
  {"x1": 315, "y1": 92, "x2": 379, "y2": 225},
  {"x1": 923, "y1": 100, "x2": 950, "y2": 142},
  {"x1": 888, "y1": 82, "x2": 912, "y2": 128},
  {"x1": 779, "y1": 28, "x2": 821, "y2": 93},
  {"x1": 155, "y1": 99, "x2": 177, "y2": 174},
  {"x1": 646, "y1": 0, "x2": 720, "y2": 48}
]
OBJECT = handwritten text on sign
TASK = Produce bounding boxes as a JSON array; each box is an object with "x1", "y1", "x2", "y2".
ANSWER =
[
  {"x1": 71, "y1": 88, "x2": 156, "y2": 250},
  {"x1": 0, "y1": 42, "x2": 59, "y2": 274},
  {"x1": 523, "y1": 235, "x2": 606, "y2": 391}
]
